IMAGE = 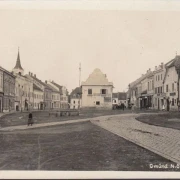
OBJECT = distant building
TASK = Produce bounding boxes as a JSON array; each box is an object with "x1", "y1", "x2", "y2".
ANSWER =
[
  {"x1": 69, "y1": 87, "x2": 82, "y2": 109},
  {"x1": 0, "y1": 66, "x2": 16, "y2": 112},
  {"x1": 163, "y1": 55, "x2": 180, "y2": 111},
  {"x1": 153, "y1": 63, "x2": 166, "y2": 110},
  {"x1": 112, "y1": 92, "x2": 127, "y2": 107},
  {"x1": 51, "y1": 81, "x2": 69, "y2": 109},
  {"x1": 33, "y1": 84, "x2": 44, "y2": 110},
  {"x1": 81, "y1": 68, "x2": 113, "y2": 109},
  {"x1": 13, "y1": 49, "x2": 33, "y2": 111},
  {"x1": 46, "y1": 81, "x2": 61, "y2": 109}
]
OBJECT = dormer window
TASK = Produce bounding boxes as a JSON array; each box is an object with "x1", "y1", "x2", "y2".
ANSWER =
[{"x1": 19, "y1": 72, "x2": 21, "y2": 75}]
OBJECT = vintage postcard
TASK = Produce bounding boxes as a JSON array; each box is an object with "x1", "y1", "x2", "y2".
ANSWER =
[{"x1": 0, "y1": 0, "x2": 180, "y2": 179}]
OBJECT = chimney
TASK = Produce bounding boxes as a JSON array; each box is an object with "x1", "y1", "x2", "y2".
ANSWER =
[
  {"x1": 34, "y1": 74, "x2": 36, "y2": 78},
  {"x1": 155, "y1": 66, "x2": 157, "y2": 70},
  {"x1": 29, "y1": 72, "x2": 30, "y2": 75},
  {"x1": 45, "y1": 80, "x2": 47, "y2": 84}
]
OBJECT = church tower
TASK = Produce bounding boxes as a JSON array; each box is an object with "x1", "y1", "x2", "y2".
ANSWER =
[{"x1": 12, "y1": 48, "x2": 24, "y2": 75}]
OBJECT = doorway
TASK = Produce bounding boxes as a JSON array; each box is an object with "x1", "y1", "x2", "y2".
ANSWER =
[{"x1": 158, "y1": 98, "x2": 160, "y2": 110}]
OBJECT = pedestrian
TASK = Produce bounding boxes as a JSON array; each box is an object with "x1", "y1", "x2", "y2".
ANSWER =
[
  {"x1": 28, "y1": 112, "x2": 33, "y2": 126},
  {"x1": 162, "y1": 104, "x2": 165, "y2": 111},
  {"x1": 131, "y1": 103, "x2": 134, "y2": 113},
  {"x1": 122, "y1": 103, "x2": 125, "y2": 111}
]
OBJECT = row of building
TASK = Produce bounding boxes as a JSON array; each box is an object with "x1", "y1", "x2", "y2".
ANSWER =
[
  {"x1": 0, "y1": 49, "x2": 128, "y2": 112},
  {"x1": 127, "y1": 55, "x2": 180, "y2": 111},
  {"x1": 0, "y1": 49, "x2": 68, "y2": 112}
]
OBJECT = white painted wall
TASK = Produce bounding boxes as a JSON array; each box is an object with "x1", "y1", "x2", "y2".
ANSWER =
[{"x1": 82, "y1": 85, "x2": 113, "y2": 108}]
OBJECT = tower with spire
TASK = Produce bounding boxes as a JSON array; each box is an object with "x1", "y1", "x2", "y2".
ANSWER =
[{"x1": 12, "y1": 48, "x2": 24, "y2": 75}]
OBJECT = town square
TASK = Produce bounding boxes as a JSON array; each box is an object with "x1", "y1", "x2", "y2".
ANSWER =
[{"x1": 1, "y1": 1, "x2": 180, "y2": 178}]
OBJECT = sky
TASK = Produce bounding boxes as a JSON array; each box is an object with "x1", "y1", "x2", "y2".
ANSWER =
[{"x1": 1, "y1": 1, "x2": 180, "y2": 93}]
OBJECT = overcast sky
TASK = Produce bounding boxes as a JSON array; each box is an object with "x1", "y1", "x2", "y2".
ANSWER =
[{"x1": 1, "y1": 1, "x2": 180, "y2": 93}]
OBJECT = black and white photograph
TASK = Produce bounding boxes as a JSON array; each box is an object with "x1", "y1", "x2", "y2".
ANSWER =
[{"x1": 1, "y1": 0, "x2": 180, "y2": 179}]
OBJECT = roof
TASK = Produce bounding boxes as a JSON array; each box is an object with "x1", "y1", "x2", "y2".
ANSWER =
[
  {"x1": 33, "y1": 84, "x2": 43, "y2": 92},
  {"x1": 13, "y1": 49, "x2": 23, "y2": 70},
  {"x1": 81, "y1": 68, "x2": 113, "y2": 86},
  {"x1": 118, "y1": 92, "x2": 126, "y2": 100},
  {"x1": 112, "y1": 93, "x2": 118, "y2": 98},
  {"x1": 45, "y1": 83, "x2": 59, "y2": 93},
  {"x1": 31, "y1": 76, "x2": 52, "y2": 90},
  {"x1": 0, "y1": 66, "x2": 16, "y2": 78},
  {"x1": 113, "y1": 92, "x2": 126, "y2": 100},
  {"x1": 163, "y1": 55, "x2": 180, "y2": 83},
  {"x1": 70, "y1": 87, "x2": 82, "y2": 98},
  {"x1": 51, "y1": 81, "x2": 69, "y2": 95}
]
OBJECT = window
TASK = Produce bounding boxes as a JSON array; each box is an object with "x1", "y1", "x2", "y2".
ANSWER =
[
  {"x1": 161, "y1": 74, "x2": 162, "y2": 80},
  {"x1": 74, "y1": 101, "x2": 75, "y2": 104},
  {"x1": 172, "y1": 83, "x2": 174, "y2": 92},
  {"x1": 166, "y1": 85, "x2": 168, "y2": 92},
  {"x1": 88, "y1": 89, "x2": 92, "y2": 95},
  {"x1": 101, "y1": 89, "x2": 107, "y2": 94},
  {"x1": 160, "y1": 87, "x2": 163, "y2": 93},
  {"x1": 96, "y1": 101, "x2": 100, "y2": 105},
  {"x1": 172, "y1": 98, "x2": 174, "y2": 106},
  {"x1": 158, "y1": 75, "x2": 160, "y2": 81},
  {"x1": 148, "y1": 82, "x2": 150, "y2": 91}
]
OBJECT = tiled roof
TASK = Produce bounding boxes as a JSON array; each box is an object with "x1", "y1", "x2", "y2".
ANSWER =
[
  {"x1": 70, "y1": 87, "x2": 82, "y2": 98},
  {"x1": 46, "y1": 83, "x2": 59, "y2": 93},
  {"x1": 118, "y1": 92, "x2": 126, "y2": 100},
  {"x1": 112, "y1": 93, "x2": 118, "y2": 98},
  {"x1": 33, "y1": 84, "x2": 43, "y2": 92},
  {"x1": 51, "y1": 81, "x2": 63, "y2": 94},
  {"x1": 0, "y1": 66, "x2": 16, "y2": 78}
]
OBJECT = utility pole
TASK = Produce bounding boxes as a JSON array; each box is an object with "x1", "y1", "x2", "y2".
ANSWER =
[{"x1": 79, "y1": 63, "x2": 81, "y2": 87}]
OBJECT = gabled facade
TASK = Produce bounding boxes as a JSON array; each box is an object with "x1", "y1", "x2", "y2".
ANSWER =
[
  {"x1": 81, "y1": 68, "x2": 113, "y2": 109},
  {"x1": 163, "y1": 56, "x2": 180, "y2": 111}
]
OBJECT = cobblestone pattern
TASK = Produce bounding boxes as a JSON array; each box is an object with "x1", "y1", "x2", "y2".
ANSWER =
[{"x1": 91, "y1": 113, "x2": 180, "y2": 164}]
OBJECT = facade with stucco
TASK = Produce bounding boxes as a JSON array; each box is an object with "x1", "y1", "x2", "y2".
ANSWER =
[{"x1": 81, "y1": 69, "x2": 113, "y2": 109}]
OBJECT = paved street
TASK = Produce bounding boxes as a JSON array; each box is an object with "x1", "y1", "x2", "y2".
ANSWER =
[
  {"x1": 0, "y1": 121, "x2": 175, "y2": 171},
  {"x1": 91, "y1": 113, "x2": 180, "y2": 166}
]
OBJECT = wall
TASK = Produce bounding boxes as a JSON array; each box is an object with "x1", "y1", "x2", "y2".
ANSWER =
[
  {"x1": 3, "y1": 72, "x2": 15, "y2": 112},
  {"x1": 82, "y1": 85, "x2": 113, "y2": 108},
  {"x1": 15, "y1": 75, "x2": 33, "y2": 111},
  {"x1": 164, "y1": 66, "x2": 178, "y2": 110},
  {"x1": 153, "y1": 68, "x2": 166, "y2": 110},
  {"x1": 51, "y1": 92, "x2": 60, "y2": 109},
  {"x1": 70, "y1": 98, "x2": 81, "y2": 109},
  {"x1": 33, "y1": 90, "x2": 44, "y2": 110}
]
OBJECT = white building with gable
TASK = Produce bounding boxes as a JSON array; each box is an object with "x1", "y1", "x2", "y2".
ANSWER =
[{"x1": 81, "y1": 68, "x2": 113, "y2": 109}]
